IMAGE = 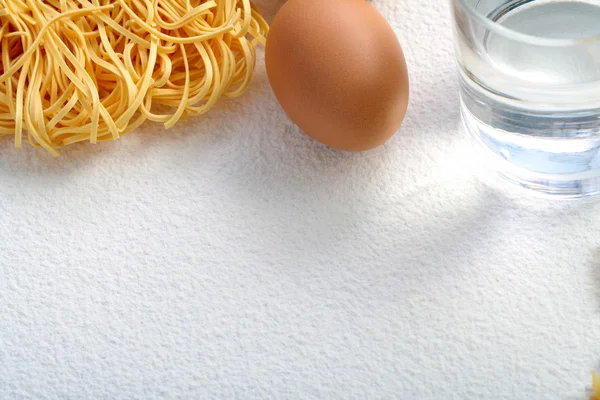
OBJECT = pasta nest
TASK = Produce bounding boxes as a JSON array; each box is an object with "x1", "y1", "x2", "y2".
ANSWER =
[{"x1": 0, "y1": 0, "x2": 268, "y2": 155}]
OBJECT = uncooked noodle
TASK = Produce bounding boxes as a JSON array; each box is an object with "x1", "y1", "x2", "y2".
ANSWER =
[{"x1": 0, "y1": 0, "x2": 268, "y2": 155}]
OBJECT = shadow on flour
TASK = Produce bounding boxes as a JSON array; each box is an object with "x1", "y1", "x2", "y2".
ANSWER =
[
  {"x1": 364, "y1": 181, "x2": 537, "y2": 278},
  {"x1": 222, "y1": 142, "x2": 507, "y2": 270},
  {"x1": 0, "y1": 133, "x2": 122, "y2": 178},
  {"x1": 0, "y1": 95, "x2": 236, "y2": 179},
  {"x1": 218, "y1": 124, "x2": 600, "y2": 276}
]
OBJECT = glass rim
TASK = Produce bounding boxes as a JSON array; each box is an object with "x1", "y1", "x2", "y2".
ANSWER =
[{"x1": 457, "y1": 0, "x2": 600, "y2": 47}]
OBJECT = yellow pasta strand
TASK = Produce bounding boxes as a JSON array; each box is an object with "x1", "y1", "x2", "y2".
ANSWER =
[
  {"x1": 0, "y1": 0, "x2": 268, "y2": 155},
  {"x1": 592, "y1": 371, "x2": 600, "y2": 400}
]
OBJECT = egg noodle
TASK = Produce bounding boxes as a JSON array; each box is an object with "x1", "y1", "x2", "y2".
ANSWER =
[
  {"x1": 0, "y1": 0, "x2": 268, "y2": 155},
  {"x1": 592, "y1": 371, "x2": 600, "y2": 400}
]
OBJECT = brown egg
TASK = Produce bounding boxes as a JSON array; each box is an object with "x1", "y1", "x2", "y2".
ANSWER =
[{"x1": 265, "y1": 0, "x2": 410, "y2": 152}]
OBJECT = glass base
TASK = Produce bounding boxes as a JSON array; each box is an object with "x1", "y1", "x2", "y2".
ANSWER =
[{"x1": 460, "y1": 100, "x2": 600, "y2": 198}]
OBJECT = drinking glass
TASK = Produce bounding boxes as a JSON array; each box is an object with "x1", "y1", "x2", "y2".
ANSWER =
[{"x1": 451, "y1": 0, "x2": 600, "y2": 197}]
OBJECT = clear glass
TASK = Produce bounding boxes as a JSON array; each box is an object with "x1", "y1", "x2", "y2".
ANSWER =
[{"x1": 451, "y1": 0, "x2": 600, "y2": 197}]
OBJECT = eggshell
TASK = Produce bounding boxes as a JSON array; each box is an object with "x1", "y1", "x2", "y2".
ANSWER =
[{"x1": 265, "y1": 0, "x2": 410, "y2": 151}]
